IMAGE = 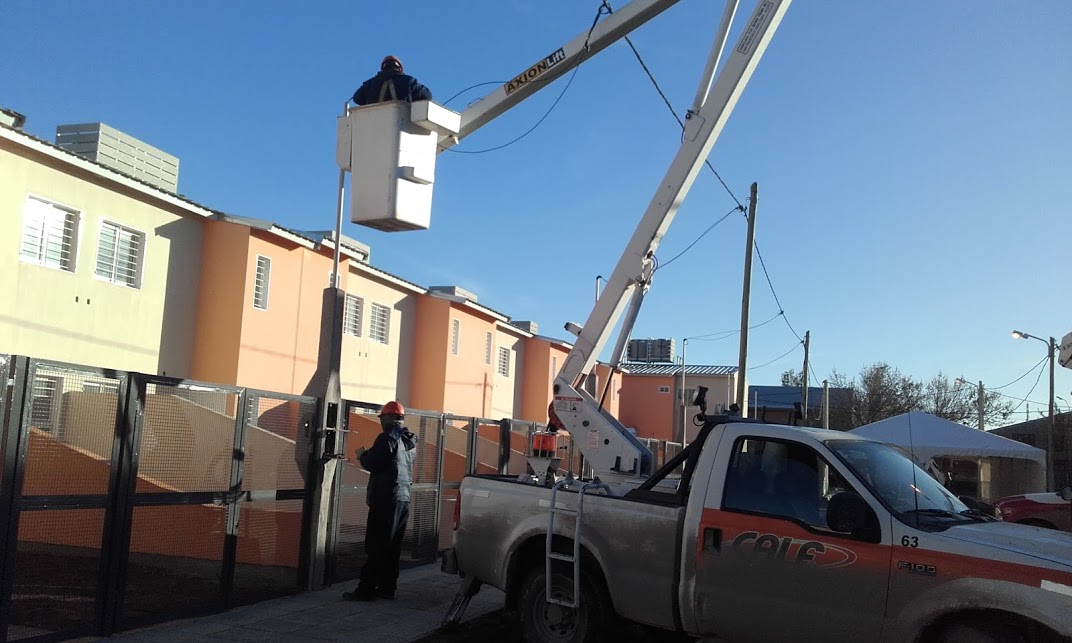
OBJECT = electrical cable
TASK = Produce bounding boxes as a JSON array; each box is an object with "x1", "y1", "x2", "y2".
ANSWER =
[
  {"x1": 1006, "y1": 361, "x2": 1047, "y2": 416},
  {"x1": 750, "y1": 341, "x2": 803, "y2": 370},
  {"x1": 445, "y1": 1, "x2": 611, "y2": 155},
  {"x1": 442, "y1": 81, "x2": 508, "y2": 107},
  {"x1": 687, "y1": 311, "x2": 784, "y2": 342},
  {"x1": 655, "y1": 206, "x2": 740, "y2": 270},
  {"x1": 752, "y1": 238, "x2": 804, "y2": 343},
  {"x1": 992, "y1": 355, "x2": 1049, "y2": 390},
  {"x1": 604, "y1": 1, "x2": 744, "y2": 210}
]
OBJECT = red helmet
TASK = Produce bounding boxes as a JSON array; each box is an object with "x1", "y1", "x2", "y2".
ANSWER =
[
  {"x1": 379, "y1": 400, "x2": 405, "y2": 417},
  {"x1": 381, "y1": 55, "x2": 403, "y2": 73}
]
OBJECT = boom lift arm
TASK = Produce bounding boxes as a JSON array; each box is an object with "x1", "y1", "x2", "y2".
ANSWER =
[{"x1": 546, "y1": 0, "x2": 790, "y2": 488}]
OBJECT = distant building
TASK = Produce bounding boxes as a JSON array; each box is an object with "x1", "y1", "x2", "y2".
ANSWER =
[
  {"x1": 747, "y1": 384, "x2": 854, "y2": 430},
  {"x1": 618, "y1": 363, "x2": 740, "y2": 443},
  {"x1": 991, "y1": 412, "x2": 1072, "y2": 489}
]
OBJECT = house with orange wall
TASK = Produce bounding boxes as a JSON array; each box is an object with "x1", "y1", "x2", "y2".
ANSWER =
[
  {"x1": 189, "y1": 215, "x2": 424, "y2": 407},
  {"x1": 618, "y1": 364, "x2": 739, "y2": 443}
]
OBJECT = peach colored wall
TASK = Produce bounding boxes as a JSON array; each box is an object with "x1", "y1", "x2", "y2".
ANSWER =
[
  {"x1": 235, "y1": 231, "x2": 309, "y2": 394},
  {"x1": 410, "y1": 295, "x2": 449, "y2": 412},
  {"x1": 519, "y1": 338, "x2": 552, "y2": 422},
  {"x1": 190, "y1": 220, "x2": 249, "y2": 385},
  {"x1": 442, "y1": 303, "x2": 496, "y2": 418},
  {"x1": 618, "y1": 374, "x2": 675, "y2": 441},
  {"x1": 594, "y1": 364, "x2": 622, "y2": 418}
]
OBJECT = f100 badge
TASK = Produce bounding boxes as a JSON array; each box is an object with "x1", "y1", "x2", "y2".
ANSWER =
[
  {"x1": 732, "y1": 531, "x2": 857, "y2": 569},
  {"x1": 898, "y1": 561, "x2": 937, "y2": 577}
]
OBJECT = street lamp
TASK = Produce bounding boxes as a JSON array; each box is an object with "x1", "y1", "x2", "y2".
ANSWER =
[
  {"x1": 954, "y1": 377, "x2": 985, "y2": 430},
  {"x1": 1012, "y1": 329, "x2": 1058, "y2": 490},
  {"x1": 595, "y1": 275, "x2": 605, "y2": 303}
]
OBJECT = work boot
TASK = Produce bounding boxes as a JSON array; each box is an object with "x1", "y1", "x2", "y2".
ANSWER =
[
  {"x1": 376, "y1": 587, "x2": 396, "y2": 600},
  {"x1": 342, "y1": 587, "x2": 376, "y2": 602}
]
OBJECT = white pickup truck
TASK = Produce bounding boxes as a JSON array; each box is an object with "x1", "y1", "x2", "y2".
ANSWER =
[{"x1": 440, "y1": 415, "x2": 1072, "y2": 643}]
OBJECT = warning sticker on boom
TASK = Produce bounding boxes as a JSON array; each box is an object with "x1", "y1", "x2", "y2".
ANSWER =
[
  {"x1": 553, "y1": 395, "x2": 583, "y2": 413},
  {"x1": 504, "y1": 48, "x2": 567, "y2": 95},
  {"x1": 736, "y1": 1, "x2": 775, "y2": 55}
]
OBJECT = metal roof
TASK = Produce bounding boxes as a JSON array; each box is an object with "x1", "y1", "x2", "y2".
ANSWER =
[{"x1": 621, "y1": 364, "x2": 738, "y2": 376}]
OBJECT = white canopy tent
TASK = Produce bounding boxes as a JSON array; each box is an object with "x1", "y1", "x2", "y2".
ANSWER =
[{"x1": 851, "y1": 411, "x2": 1047, "y2": 499}]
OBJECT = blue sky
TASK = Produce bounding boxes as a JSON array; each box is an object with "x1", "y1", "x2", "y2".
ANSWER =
[{"x1": 2, "y1": 1, "x2": 1069, "y2": 424}]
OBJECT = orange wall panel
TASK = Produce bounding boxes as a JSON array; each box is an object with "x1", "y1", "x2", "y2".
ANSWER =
[
  {"x1": 410, "y1": 295, "x2": 449, "y2": 412},
  {"x1": 618, "y1": 375, "x2": 674, "y2": 441},
  {"x1": 190, "y1": 220, "x2": 249, "y2": 385}
]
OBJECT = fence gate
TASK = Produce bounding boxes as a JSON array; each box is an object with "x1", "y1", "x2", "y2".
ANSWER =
[
  {"x1": 327, "y1": 403, "x2": 447, "y2": 585},
  {"x1": 0, "y1": 361, "x2": 319, "y2": 642}
]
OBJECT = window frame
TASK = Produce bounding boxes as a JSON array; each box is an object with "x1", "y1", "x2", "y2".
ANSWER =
[
  {"x1": 19, "y1": 194, "x2": 80, "y2": 273},
  {"x1": 94, "y1": 219, "x2": 146, "y2": 289},
  {"x1": 451, "y1": 319, "x2": 461, "y2": 356},
  {"x1": 253, "y1": 255, "x2": 271, "y2": 310},
  {"x1": 718, "y1": 434, "x2": 875, "y2": 542},
  {"x1": 497, "y1": 346, "x2": 511, "y2": 377},
  {"x1": 658, "y1": 386, "x2": 671, "y2": 394},
  {"x1": 370, "y1": 302, "x2": 391, "y2": 344},
  {"x1": 344, "y1": 294, "x2": 364, "y2": 337},
  {"x1": 29, "y1": 374, "x2": 64, "y2": 433},
  {"x1": 485, "y1": 331, "x2": 493, "y2": 365}
]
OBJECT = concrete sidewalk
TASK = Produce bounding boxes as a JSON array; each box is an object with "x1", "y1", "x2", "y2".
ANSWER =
[{"x1": 98, "y1": 566, "x2": 504, "y2": 643}]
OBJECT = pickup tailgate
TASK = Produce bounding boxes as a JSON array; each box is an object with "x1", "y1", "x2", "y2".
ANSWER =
[{"x1": 452, "y1": 475, "x2": 686, "y2": 631}]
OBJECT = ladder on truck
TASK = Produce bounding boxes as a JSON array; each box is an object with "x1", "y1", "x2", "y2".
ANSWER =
[{"x1": 545, "y1": 478, "x2": 612, "y2": 609}]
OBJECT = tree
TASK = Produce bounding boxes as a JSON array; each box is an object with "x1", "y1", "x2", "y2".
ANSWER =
[
  {"x1": 922, "y1": 374, "x2": 1014, "y2": 429},
  {"x1": 780, "y1": 369, "x2": 803, "y2": 387}
]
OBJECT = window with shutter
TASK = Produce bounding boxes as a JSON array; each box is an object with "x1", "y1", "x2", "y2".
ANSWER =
[
  {"x1": 370, "y1": 303, "x2": 391, "y2": 344},
  {"x1": 344, "y1": 294, "x2": 364, "y2": 337},
  {"x1": 95, "y1": 221, "x2": 145, "y2": 288},
  {"x1": 253, "y1": 255, "x2": 271, "y2": 309},
  {"x1": 20, "y1": 196, "x2": 78, "y2": 271}
]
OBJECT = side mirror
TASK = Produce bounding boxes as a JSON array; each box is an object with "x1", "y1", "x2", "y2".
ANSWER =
[
  {"x1": 827, "y1": 492, "x2": 879, "y2": 541},
  {"x1": 1060, "y1": 487, "x2": 1072, "y2": 502}
]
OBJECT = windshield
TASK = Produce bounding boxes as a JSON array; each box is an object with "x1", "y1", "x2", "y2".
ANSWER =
[{"x1": 826, "y1": 439, "x2": 970, "y2": 521}]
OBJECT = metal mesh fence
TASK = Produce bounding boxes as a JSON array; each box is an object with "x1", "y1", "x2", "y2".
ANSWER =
[
  {"x1": 473, "y1": 420, "x2": 501, "y2": 475},
  {"x1": 138, "y1": 383, "x2": 238, "y2": 494},
  {"x1": 121, "y1": 504, "x2": 227, "y2": 629},
  {"x1": 231, "y1": 499, "x2": 304, "y2": 607},
  {"x1": 21, "y1": 363, "x2": 121, "y2": 496},
  {"x1": 7, "y1": 508, "x2": 105, "y2": 641},
  {"x1": 507, "y1": 420, "x2": 532, "y2": 475},
  {"x1": 244, "y1": 395, "x2": 315, "y2": 492}
]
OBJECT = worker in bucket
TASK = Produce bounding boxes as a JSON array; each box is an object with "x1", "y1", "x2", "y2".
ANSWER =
[
  {"x1": 344, "y1": 401, "x2": 417, "y2": 601},
  {"x1": 351, "y1": 55, "x2": 433, "y2": 106}
]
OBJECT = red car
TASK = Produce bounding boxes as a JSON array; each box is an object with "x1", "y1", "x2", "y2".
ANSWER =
[{"x1": 995, "y1": 488, "x2": 1072, "y2": 531}]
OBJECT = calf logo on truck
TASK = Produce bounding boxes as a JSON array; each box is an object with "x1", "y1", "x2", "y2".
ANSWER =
[
  {"x1": 504, "y1": 48, "x2": 567, "y2": 95},
  {"x1": 732, "y1": 531, "x2": 857, "y2": 569}
]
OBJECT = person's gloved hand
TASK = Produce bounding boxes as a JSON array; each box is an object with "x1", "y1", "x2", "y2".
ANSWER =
[{"x1": 355, "y1": 446, "x2": 367, "y2": 460}]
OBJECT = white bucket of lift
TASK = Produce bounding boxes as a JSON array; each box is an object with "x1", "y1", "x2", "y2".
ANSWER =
[{"x1": 336, "y1": 100, "x2": 460, "y2": 232}]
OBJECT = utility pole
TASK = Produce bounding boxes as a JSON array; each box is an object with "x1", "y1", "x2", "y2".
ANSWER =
[
  {"x1": 1049, "y1": 336, "x2": 1056, "y2": 490},
  {"x1": 680, "y1": 339, "x2": 688, "y2": 445},
  {"x1": 736, "y1": 183, "x2": 758, "y2": 416},
  {"x1": 822, "y1": 379, "x2": 830, "y2": 429},
  {"x1": 977, "y1": 380, "x2": 985, "y2": 431},
  {"x1": 801, "y1": 331, "x2": 811, "y2": 427}
]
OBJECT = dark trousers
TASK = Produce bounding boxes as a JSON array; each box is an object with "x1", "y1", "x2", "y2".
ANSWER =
[{"x1": 358, "y1": 501, "x2": 409, "y2": 592}]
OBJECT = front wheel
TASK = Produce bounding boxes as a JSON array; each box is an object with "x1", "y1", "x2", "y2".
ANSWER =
[{"x1": 517, "y1": 564, "x2": 614, "y2": 643}]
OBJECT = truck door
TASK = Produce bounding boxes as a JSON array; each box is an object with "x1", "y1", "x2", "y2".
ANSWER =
[{"x1": 692, "y1": 434, "x2": 891, "y2": 642}]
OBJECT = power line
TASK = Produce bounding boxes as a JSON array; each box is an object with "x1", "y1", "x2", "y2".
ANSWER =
[
  {"x1": 752, "y1": 238, "x2": 804, "y2": 343},
  {"x1": 992, "y1": 355, "x2": 1049, "y2": 390},
  {"x1": 1006, "y1": 361, "x2": 1047, "y2": 416},
  {"x1": 656, "y1": 206, "x2": 740, "y2": 269},
  {"x1": 751, "y1": 340, "x2": 804, "y2": 370},
  {"x1": 687, "y1": 311, "x2": 784, "y2": 342},
  {"x1": 604, "y1": 2, "x2": 745, "y2": 210},
  {"x1": 445, "y1": 1, "x2": 611, "y2": 155}
]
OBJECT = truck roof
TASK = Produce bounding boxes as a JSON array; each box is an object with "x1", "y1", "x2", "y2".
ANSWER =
[{"x1": 723, "y1": 421, "x2": 872, "y2": 445}]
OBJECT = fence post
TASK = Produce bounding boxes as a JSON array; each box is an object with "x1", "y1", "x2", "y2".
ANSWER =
[
  {"x1": 221, "y1": 389, "x2": 250, "y2": 607},
  {"x1": 466, "y1": 418, "x2": 478, "y2": 475},
  {"x1": 498, "y1": 419, "x2": 511, "y2": 475},
  {"x1": 0, "y1": 356, "x2": 30, "y2": 639},
  {"x1": 320, "y1": 398, "x2": 345, "y2": 587},
  {"x1": 432, "y1": 415, "x2": 445, "y2": 559}
]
